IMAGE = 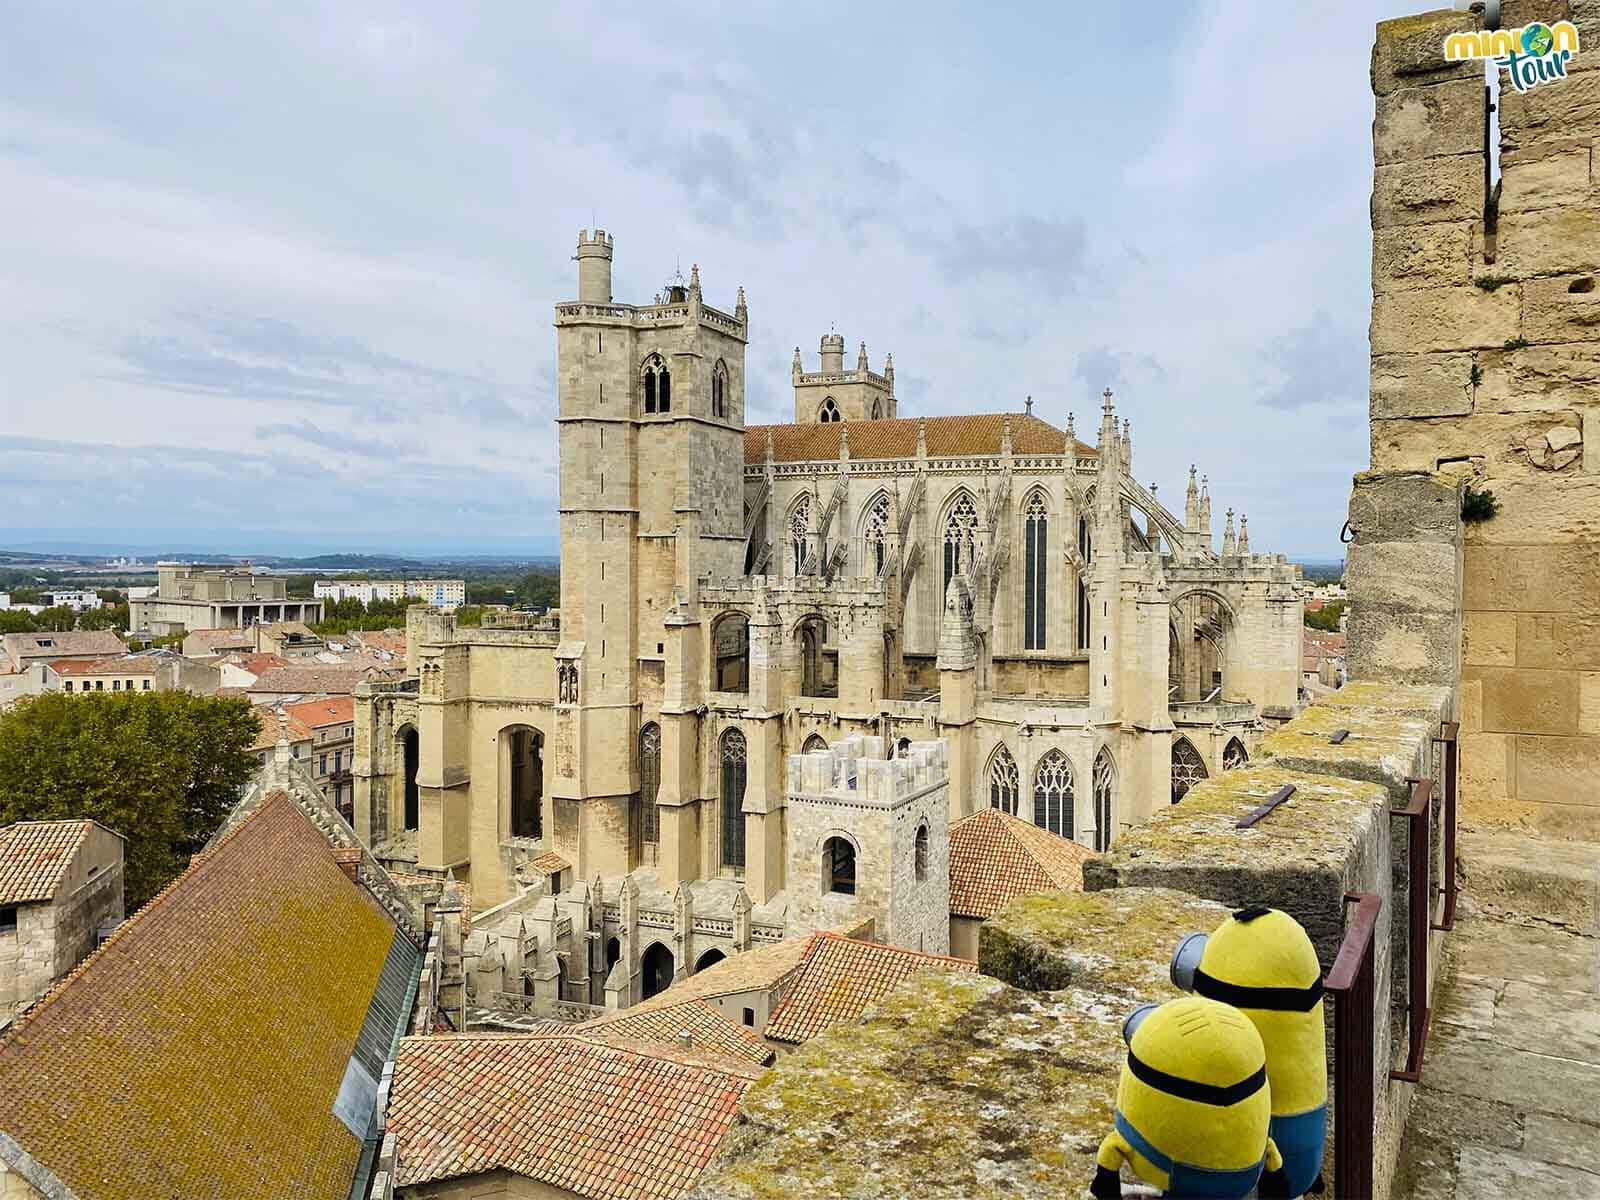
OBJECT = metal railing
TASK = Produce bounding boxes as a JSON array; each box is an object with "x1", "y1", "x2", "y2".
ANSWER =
[
  {"x1": 1391, "y1": 776, "x2": 1434, "y2": 1083},
  {"x1": 1431, "y1": 722, "x2": 1461, "y2": 932},
  {"x1": 1325, "y1": 891, "x2": 1383, "y2": 1200}
]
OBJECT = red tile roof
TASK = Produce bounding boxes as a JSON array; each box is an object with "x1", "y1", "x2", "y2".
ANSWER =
[
  {"x1": 284, "y1": 695, "x2": 355, "y2": 730},
  {"x1": 0, "y1": 821, "x2": 93, "y2": 904},
  {"x1": 763, "y1": 933, "x2": 976, "y2": 1045},
  {"x1": 745, "y1": 413, "x2": 1091, "y2": 465},
  {"x1": 947, "y1": 808, "x2": 1096, "y2": 919},
  {"x1": 248, "y1": 664, "x2": 398, "y2": 695},
  {"x1": 579, "y1": 998, "x2": 774, "y2": 1066},
  {"x1": 627, "y1": 936, "x2": 814, "y2": 1013},
  {"x1": 248, "y1": 707, "x2": 313, "y2": 753},
  {"x1": 353, "y1": 629, "x2": 407, "y2": 656},
  {"x1": 525, "y1": 851, "x2": 570, "y2": 876},
  {"x1": 0, "y1": 793, "x2": 408, "y2": 1200},
  {"x1": 387, "y1": 1033, "x2": 762, "y2": 1199}
]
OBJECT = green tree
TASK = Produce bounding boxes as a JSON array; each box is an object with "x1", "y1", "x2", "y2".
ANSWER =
[
  {"x1": 1304, "y1": 600, "x2": 1347, "y2": 632},
  {"x1": 77, "y1": 603, "x2": 130, "y2": 633},
  {"x1": 0, "y1": 692, "x2": 259, "y2": 907},
  {"x1": 0, "y1": 610, "x2": 37, "y2": 634},
  {"x1": 32, "y1": 605, "x2": 77, "y2": 632}
]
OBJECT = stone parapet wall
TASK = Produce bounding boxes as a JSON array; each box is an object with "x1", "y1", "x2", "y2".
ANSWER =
[{"x1": 692, "y1": 680, "x2": 1453, "y2": 1199}]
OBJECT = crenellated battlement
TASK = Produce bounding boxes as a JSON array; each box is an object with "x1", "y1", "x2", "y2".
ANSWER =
[{"x1": 787, "y1": 734, "x2": 948, "y2": 808}]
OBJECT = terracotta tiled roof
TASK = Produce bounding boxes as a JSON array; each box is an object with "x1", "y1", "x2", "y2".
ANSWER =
[
  {"x1": 947, "y1": 808, "x2": 1096, "y2": 920},
  {"x1": 0, "y1": 821, "x2": 92, "y2": 904},
  {"x1": 41, "y1": 658, "x2": 106, "y2": 676},
  {"x1": 225, "y1": 651, "x2": 291, "y2": 676},
  {"x1": 284, "y1": 695, "x2": 355, "y2": 730},
  {"x1": 185, "y1": 628, "x2": 255, "y2": 650},
  {"x1": 628, "y1": 935, "x2": 814, "y2": 1012},
  {"x1": 579, "y1": 998, "x2": 774, "y2": 1066},
  {"x1": 525, "y1": 851, "x2": 570, "y2": 876},
  {"x1": 387, "y1": 1033, "x2": 762, "y2": 1199},
  {"x1": 763, "y1": 933, "x2": 976, "y2": 1045},
  {"x1": 744, "y1": 413, "x2": 1092, "y2": 465},
  {"x1": 353, "y1": 629, "x2": 407, "y2": 656},
  {"x1": 248, "y1": 707, "x2": 313, "y2": 753},
  {"x1": 0, "y1": 793, "x2": 408, "y2": 1200},
  {"x1": 248, "y1": 664, "x2": 399, "y2": 695},
  {"x1": 48, "y1": 655, "x2": 154, "y2": 677}
]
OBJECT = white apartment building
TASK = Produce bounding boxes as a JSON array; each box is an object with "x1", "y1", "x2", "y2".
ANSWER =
[{"x1": 313, "y1": 579, "x2": 466, "y2": 611}]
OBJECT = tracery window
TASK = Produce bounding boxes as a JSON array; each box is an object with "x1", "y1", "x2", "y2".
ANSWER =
[
  {"x1": 1032, "y1": 749, "x2": 1074, "y2": 838},
  {"x1": 1223, "y1": 738, "x2": 1248, "y2": 771},
  {"x1": 1093, "y1": 747, "x2": 1116, "y2": 852},
  {"x1": 1024, "y1": 491, "x2": 1048, "y2": 650},
  {"x1": 721, "y1": 728, "x2": 747, "y2": 870},
  {"x1": 712, "y1": 360, "x2": 728, "y2": 418},
  {"x1": 1077, "y1": 516, "x2": 1093, "y2": 650},
  {"x1": 1171, "y1": 738, "x2": 1208, "y2": 804},
  {"x1": 819, "y1": 397, "x2": 840, "y2": 422},
  {"x1": 943, "y1": 493, "x2": 979, "y2": 594},
  {"x1": 987, "y1": 746, "x2": 1019, "y2": 815},
  {"x1": 639, "y1": 723, "x2": 661, "y2": 845},
  {"x1": 642, "y1": 353, "x2": 671, "y2": 414},
  {"x1": 802, "y1": 733, "x2": 828, "y2": 754},
  {"x1": 863, "y1": 493, "x2": 891, "y2": 576},
  {"x1": 789, "y1": 494, "x2": 812, "y2": 575}
]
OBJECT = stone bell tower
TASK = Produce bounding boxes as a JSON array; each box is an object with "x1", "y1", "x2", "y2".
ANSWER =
[
  {"x1": 553, "y1": 230, "x2": 749, "y2": 878},
  {"x1": 793, "y1": 333, "x2": 896, "y2": 423}
]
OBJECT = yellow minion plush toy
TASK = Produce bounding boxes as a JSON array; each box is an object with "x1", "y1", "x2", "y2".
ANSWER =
[
  {"x1": 1171, "y1": 906, "x2": 1328, "y2": 1197},
  {"x1": 1092, "y1": 995, "x2": 1283, "y2": 1199}
]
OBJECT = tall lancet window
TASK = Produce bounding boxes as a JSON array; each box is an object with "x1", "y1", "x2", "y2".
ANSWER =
[
  {"x1": 1024, "y1": 492, "x2": 1048, "y2": 650},
  {"x1": 642, "y1": 353, "x2": 671, "y2": 414},
  {"x1": 863, "y1": 493, "x2": 891, "y2": 576},
  {"x1": 720, "y1": 728, "x2": 748, "y2": 870},
  {"x1": 1032, "y1": 749, "x2": 1074, "y2": 839},
  {"x1": 943, "y1": 493, "x2": 978, "y2": 594},
  {"x1": 1077, "y1": 516, "x2": 1093, "y2": 651},
  {"x1": 789, "y1": 494, "x2": 812, "y2": 576}
]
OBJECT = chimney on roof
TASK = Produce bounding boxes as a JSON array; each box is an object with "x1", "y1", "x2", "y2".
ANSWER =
[
  {"x1": 333, "y1": 846, "x2": 361, "y2": 882},
  {"x1": 678, "y1": 1029, "x2": 693, "y2": 1048}
]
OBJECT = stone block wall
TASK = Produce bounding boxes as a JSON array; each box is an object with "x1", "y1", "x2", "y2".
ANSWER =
[{"x1": 1369, "y1": 5, "x2": 1600, "y2": 838}]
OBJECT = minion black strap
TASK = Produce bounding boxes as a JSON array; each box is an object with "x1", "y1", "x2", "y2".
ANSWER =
[
  {"x1": 1125, "y1": 1051, "x2": 1267, "y2": 1107},
  {"x1": 1194, "y1": 968, "x2": 1325, "y2": 1013}
]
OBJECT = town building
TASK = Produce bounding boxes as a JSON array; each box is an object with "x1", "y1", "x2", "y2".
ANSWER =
[
  {"x1": 250, "y1": 662, "x2": 403, "y2": 704},
  {"x1": 346, "y1": 234, "x2": 1302, "y2": 1038},
  {"x1": 43, "y1": 651, "x2": 222, "y2": 697},
  {"x1": 945, "y1": 806, "x2": 1093, "y2": 958},
  {"x1": 128, "y1": 561, "x2": 323, "y2": 634},
  {"x1": 1, "y1": 630, "x2": 126, "y2": 673},
  {"x1": 287, "y1": 696, "x2": 358, "y2": 819},
  {"x1": 40, "y1": 590, "x2": 102, "y2": 612},
  {"x1": 0, "y1": 820, "x2": 124, "y2": 1027},
  {"x1": 316, "y1": 579, "x2": 467, "y2": 611},
  {"x1": 181, "y1": 627, "x2": 257, "y2": 658}
]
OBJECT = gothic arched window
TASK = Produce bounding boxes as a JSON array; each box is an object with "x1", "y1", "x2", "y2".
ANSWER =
[
  {"x1": 942, "y1": 493, "x2": 979, "y2": 595},
  {"x1": 789, "y1": 494, "x2": 812, "y2": 576},
  {"x1": 914, "y1": 824, "x2": 929, "y2": 881},
  {"x1": 721, "y1": 728, "x2": 747, "y2": 870},
  {"x1": 871, "y1": 399, "x2": 882, "y2": 420},
  {"x1": 1093, "y1": 747, "x2": 1116, "y2": 852},
  {"x1": 638, "y1": 723, "x2": 661, "y2": 846},
  {"x1": 642, "y1": 353, "x2": 671, "y2": 414},
  {"x1": 819, "y1": 397, "x2": 840, "y2": 423},
  {"x1": 712, "y1": 359, "x2": 728, "y2": 418},
  {"x1": 1172, "y1": 737, "x2": 1208, "y2": 805},
  {"x1": 825, "y1": 836, "x2": 856, "y2": 894},
  {"x1": 802, "y1": 732, "x2": 828, "y2": 754},
  {"x1": 1024, "y1": 491, "x2": 1048, "y2": 650},
  {"x1": 1077, "y1": 516, "x2": 1093, "y2": 651},
  {"x1": 1033, "y1": 749, "x2": 1074, "y2": 838},
  {"x1": 1223, "y1": 738, "x2": 1248, "y2": 771},
  {"x1": 862, "y1": 492, "x2": 891, "y2": 577},
  {"x1": 987, "y1": 746, "x2": 1019, "y2": 815}
]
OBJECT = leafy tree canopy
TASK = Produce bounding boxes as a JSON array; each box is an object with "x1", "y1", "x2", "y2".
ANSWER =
[
  {"x1": 0, "y1": 692, "x2": 259, "y2": 907},
  {"x1": 1304, "y1": 600, "x2": 1347, "y2": 632}
]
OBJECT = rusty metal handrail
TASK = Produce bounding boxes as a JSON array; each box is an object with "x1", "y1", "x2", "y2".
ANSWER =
[
  {"x1": 1391, "y1": 777, "x2": 1434, "y2": 1083},
  {"x1": 1325, "y1": 891, "x2": 1382, "y2": 1200},
  {"x1": 1431, "y1": 722, "x2": 1461, "y2": 932}
]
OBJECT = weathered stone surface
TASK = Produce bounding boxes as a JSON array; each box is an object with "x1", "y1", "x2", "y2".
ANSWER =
[
  {"x1": 1372, "y1": 410, "x2": 1586, "y2": 476},
  {"x1": 1581, "y1": 672, "x2": 1600, "y2": 734},
  {"x1": 1475, "y1": 341, "x2": 1600, "y2": 413},
  {"x1": 979, "y1": 887, "x2": 1226, "y2": 997},
  {"x1": 689, "y1": 971, "x2": 1124, "y2": 1200},
  {"x1": 1464, "y1": 543, "x2": 1600, "y2": 609},
  {"x1": 1587, "y1": 408, "x2": 1600, "y2": 472},
  {"x1": 1260, "y1": 702, "x2": 1437, "y2": 803},
  {"x1": 1521, "y1": 1114, "x2": 1600, "y2": 1176},
  {"x1": 1345, "y1": 540, "x2": 1460, "y2": 614},
  {"x1": 1346, "y1": 470, "x2": 1464, "y2": 541},
  {"x1": 1515, "y1": 734, "x2": 1600, "y2": 809},
  {"x1": 1371, "y1": 283, "x2": 1520, "y2": 354},
  {"x1": 1455, "y1": 1143, "x2": 1600, "y2": 1198},
  {"x1": 1465, "y1": 666, "x2": 1581, "y2": 734},
  {"x1": 1514, "y1": 613, "x2": 1600, "y2": 670},
  {"x1": 1371, "y1": 351, "x2": 1476, "y2": 417},
  {"x1": 1373, "y1": 225, "x2": 1476, "y2": 294},
  {"x1": 1460, "y1": 475, "x2": 1600, "y2": 544},
  {"x1": 1372, "y1": 155, "x2": 1487, "y2": 230},
  {"x1": 1522, "y1": 274, "x2": 1600, "y2": 343},
  {"x1": 1374, "y1": 79, "x2": 1489, "y2": 164},
  {"x1": 1447, "y1": 897, "x2": 1600, "y2": 989},
  {"x1": 1371, "y1": 11, "x2": 1483, "y2": 95},
  {"x1": 1345, "y1": 606, "x2": 1463, "y2": 691},
  {"x1": 1496, "y1": 979, "x2": 1600, "y2": 1064},
  {"x1": 1315, "y1": 680, "x2": 1456, "y2": 721},
  {"x1": 1463, "y1": 611, "x2": 1517, "y2": 666},
  {"x1": 1460, "y1": 830, "x2": 1600, "y2": 930},
  {"x1": 1499, "y1": 69, "x2": 1600, "y2": 152},
  {"x1": 1496, "y1": 206, "x2": 1600, "y2": 280},
  {"x1": 1499, "y1": 142, "x2": 1595, "y2": 215}
]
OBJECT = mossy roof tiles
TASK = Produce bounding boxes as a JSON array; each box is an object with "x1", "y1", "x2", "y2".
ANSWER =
[
  {"x1": 948, "y1": 808, "x2": 1095, "y2": 919},
  {"x1": 578, "y1": 997, "x2": 774, "y2": 1066},
  {"x1": 743, "y1": 413, "x2": 1091, "y2": 465},
  {"x1": 0, "y1": 792, "x2": 404, "y2": 1200},
  {"x1": 0, "y1": 820, "x2": 94, "y2": 904}
]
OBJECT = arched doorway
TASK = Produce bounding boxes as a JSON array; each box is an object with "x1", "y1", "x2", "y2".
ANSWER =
[
  {"x1": 501, "y1": 726, "x2": 543, "y2": 839},
  {"x1": 641, "y1": 942, "x2": 675, "y2": 1000},
  {"x1": 1172, "y1": 737, "x2": 1208, "y2": 804},
  {"x1": 695, "y1": 948, "x2": 727, "y2": 972},
  {"x1": 400, "y1": 726, "x2": 419, "y2": 831}
]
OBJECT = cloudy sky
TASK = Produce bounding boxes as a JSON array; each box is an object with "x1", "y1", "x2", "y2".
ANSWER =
[{"x1": 2, "y1": 2, "x2": 1427, "y2": 559}]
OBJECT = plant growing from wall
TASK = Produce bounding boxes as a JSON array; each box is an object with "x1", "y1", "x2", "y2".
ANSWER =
[
  {"x1": 1461, "y1": 483, "x2": 1500, "y2": 523},
  {"x1": 1503, "y1": 337, "x2": 1530, "y2": 351}
]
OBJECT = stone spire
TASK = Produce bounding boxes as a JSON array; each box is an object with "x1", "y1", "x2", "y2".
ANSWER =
[
  {"x1": 839, "y1": 424, "x2": 851, "y2": 466},
  {"x1": 1066, "y1": 411, "x2": 1076, "y2": 445},
  {"x1": 1223, "y1": 508, "x2": 1237, "y2": 556},
  {"x1": 916, "y1": 416, "x2": 927, "y2": 458},
  {"x1": 1024, "y1": 395, "x2": 1033, "y2": 416},
  {"x1": 884, "y1": 352, "x2": 894, "y2": 391},
  {"x1": 936, "y1": 576, "x2": 977, "y2": 672},
  {"x1": 1001, "y1": 414, "x2": 1013, "y2": 457},
  {"x1": 688, "y1": 262, "x2": 701, "y2": 295},
  {"x1": 1199, "y1": 475, "x2": 1212, "y2": 539},
  {"x1": 735, "y1": 286, "x2": 747, "y2": 322},
  {"x1": 858, "y1": 341, "x2": 869, "y2": 372},
  {"x1": 1122, "y1": 418, "x2": 1132, "y2": 475},
  {"x1": 1238, "y1": 514, "x2": 1250, "y2": 555},
  {"x1": 1185, "y1": 465, "x2": 1199, "y2": 531},
  {"x1": 764, "y1": 428, "x2": 775, "y2": 468},
  {"x1": 792, "y1": 346, "x2": 803, "y2": 382}
]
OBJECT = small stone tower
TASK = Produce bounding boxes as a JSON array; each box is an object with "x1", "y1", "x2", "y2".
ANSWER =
[
  {"x1": 793, "y1": 332, "x2": 896, "y2": 423},
  {"x1": 784, "y1": 735, "x2": 950, "y2": 955}
]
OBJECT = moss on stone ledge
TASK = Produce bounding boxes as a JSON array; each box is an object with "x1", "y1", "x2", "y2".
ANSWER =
[
  {"x1": 1259, "y1": 701, "x2": 1432, "y2": 799},
  {"x1": 979, "y1": 887, "x2": 1227, "y2": 997},
  {"x1": 690, "y1": 971, "x2": 1125, "y2": 1199}
]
